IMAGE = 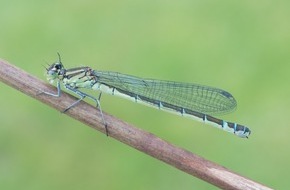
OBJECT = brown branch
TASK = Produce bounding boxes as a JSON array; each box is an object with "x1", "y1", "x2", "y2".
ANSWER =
[{"x1": 0, "y1": 58, "x2": 272, "y2": 190}]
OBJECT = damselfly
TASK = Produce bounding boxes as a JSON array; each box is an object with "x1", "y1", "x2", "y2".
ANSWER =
[{"x1": 40, "y1": 54, "x2": 251, "y2": 138}]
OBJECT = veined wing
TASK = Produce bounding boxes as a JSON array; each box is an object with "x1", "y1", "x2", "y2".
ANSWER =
[{"x1": 93, "y1": 70, "x2": 237, "y2": 115}]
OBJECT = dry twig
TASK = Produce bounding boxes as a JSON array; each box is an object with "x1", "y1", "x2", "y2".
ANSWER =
[{"x1": 0, "y1": 59, "x2": 272, "y2": 190}]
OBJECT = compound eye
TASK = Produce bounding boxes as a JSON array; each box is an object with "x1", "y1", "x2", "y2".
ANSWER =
[{"x1": 54, "y1": 63, "x2": 62, "y2": 70}]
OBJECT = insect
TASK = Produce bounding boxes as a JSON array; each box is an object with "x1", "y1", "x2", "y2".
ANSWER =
[{"x1": 40, "y1": 54, "x2": 251, "y2": 138}]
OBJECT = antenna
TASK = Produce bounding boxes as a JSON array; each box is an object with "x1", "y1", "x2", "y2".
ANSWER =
[{"x1": 57, "y1": 52, "x2": 62, "y2": 63}]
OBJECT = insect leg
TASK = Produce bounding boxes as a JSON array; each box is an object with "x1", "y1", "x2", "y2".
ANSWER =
[
  {"x1": 64, "y1": 85, "x2": 109, "y2": 136},
  {"x1": 38, "y1": 81, "x2": 62, "y2": 97}
]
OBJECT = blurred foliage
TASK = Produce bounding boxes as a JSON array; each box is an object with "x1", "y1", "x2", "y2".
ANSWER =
[{"x1": 1, "y1": 0, "x2": 290, "y2": 189}]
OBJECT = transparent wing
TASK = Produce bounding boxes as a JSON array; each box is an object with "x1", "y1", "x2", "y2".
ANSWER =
[{"x1": 93, "y1": 71, "x2": 237, "y2": 115}]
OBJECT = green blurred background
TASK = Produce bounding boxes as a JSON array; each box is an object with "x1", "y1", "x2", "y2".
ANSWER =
[{"x1": 1, "y1": 0, "x2": 289, "y2": 189}]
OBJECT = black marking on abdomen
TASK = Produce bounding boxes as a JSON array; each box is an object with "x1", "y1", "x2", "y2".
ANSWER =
[{"x1": 117, "y1": 88, "x2": 208, "y2": 121}]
